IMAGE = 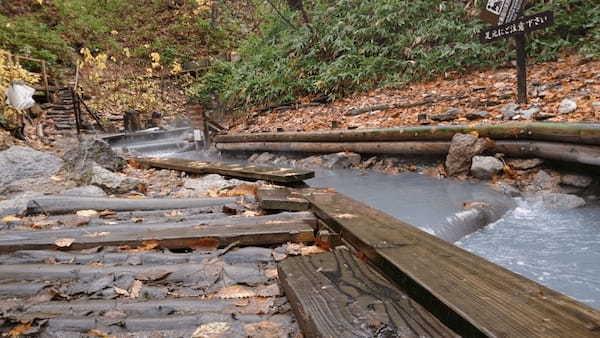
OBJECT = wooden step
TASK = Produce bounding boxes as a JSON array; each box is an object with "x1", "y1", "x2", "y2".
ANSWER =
[
  {"x1": 257, "y1": 186, "x2": 309, "y2": 211},
  {"x1": 300, "y1": 189, "x2": 600, "y2": 337},
  {"x1": 279, "y1": 248, "x2": 456, "y2": 337},
  {"x1": 134, "y1": 157, "x2": 315, "y2": 184}
]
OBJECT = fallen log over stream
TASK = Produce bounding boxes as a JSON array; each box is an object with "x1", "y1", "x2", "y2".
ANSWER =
[
  {"x1": 215, "y1": 122, "x2": 600, "y2": 145},
  {"x1": 216, "y1": 140, "x2": 600, "y2": 167}
]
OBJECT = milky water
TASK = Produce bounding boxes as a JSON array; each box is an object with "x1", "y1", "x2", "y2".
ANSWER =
[{"x1": 457, "y1": 199, "x2": 600, "y2": 309}]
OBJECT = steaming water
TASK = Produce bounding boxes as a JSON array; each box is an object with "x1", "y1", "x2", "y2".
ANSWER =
[
  {"x1": 119, "y1": 142, "x2": 600, "y2": 309},
  {"x1": 457, "y1": 199, "x2": 600, "y2": 309}
]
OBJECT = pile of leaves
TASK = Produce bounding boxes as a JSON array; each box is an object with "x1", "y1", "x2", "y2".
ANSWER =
[{"x1": 190, "y1": 0, "x2": 600, "y2": 112}]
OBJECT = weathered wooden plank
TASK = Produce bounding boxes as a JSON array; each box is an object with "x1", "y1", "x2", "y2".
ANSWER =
[
  {"x1": 134, "y1": 157, "x2": 314, "y2": 183},
  {"x1": 301, "y1": 190, "x2": 600, "y2": 337},
  {"x1": 279, "y1": 248, "x2": 456, "y2": 337},
  {"x1": 257, "y1": 187, "x2": 310, "y2": 211},
  {"x1": 27, "y1": 196, "x2": 239, "y2": 215},
  {"x1": 0, "y1": 216, "x2": 315, "y2": 253}
]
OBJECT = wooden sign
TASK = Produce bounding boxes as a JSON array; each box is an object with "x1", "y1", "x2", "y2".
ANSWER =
[
  {"x1": 480, "y1": 0, "x2": 525, "y2": 25},
  {"x1": 480, "y1": 11, "x2": 554, "y2": 43}
]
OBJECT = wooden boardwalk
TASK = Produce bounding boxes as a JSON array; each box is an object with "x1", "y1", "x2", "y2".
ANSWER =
[{"x1": 132, "y1": 157, "x2": 315, "y2": 184}]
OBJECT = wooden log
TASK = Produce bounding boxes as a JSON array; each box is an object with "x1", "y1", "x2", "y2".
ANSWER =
[
  {"x1": 102, "y1": 127, "x2": 191, "y2": 147},
  {"x1": 257, "y1": 187, "x2": 310, "y2": 211},
  {"x1": 214, "y1": 122, "x2": 600, "y2": 146},
  {"x1": 216, "y1": 141, "x2": 600, "y2": 167},
  {"x1": 0, "y1": 215, "x2": 315, "y2": 253},
  {"x1": 26, "y1": 196, "x2": 239, "y2": 215},
  {"x1": 135, "y1": 157, "x2": 315, "y2": 183},
  {"x1": 301, "y1": 190, "x2": 600, "y2": 337},
  {"x1": 279, "y1": 248, "x2": 456, "y2": 337}
]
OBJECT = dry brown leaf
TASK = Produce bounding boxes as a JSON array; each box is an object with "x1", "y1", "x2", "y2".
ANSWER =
[
  {"x1": 54, "y1": 238, "x2": 75, "y2": 248},
  {"x1": 215, "y1": 285, "x2": 256, "y2": 299},
  {"x1": 300, "y1": 245, "x2": 327, "y2": 256},
  {"x1": 99, "y1": 210, "x2": 116, "y2": 217},
  {"x1": 87, "y1": 329, "x2": 112, "y2": 338},
  {"x1": 131, "y1": 217, "x2": 144, "y2": 223},
  {"x1": 264, "y1": 268, "x2": 278, "y2": 279},
  {"x1": 122, "y1": 240, "x2": 159, "y2": 252},
  {"x1": 335, "y1": 213, "x2": 358, "y2": 219},
  {"x1": 191, "y1": 322, "x2": 231, "y2": 338},
  {"x1": 9, "y1": 323, "x2": 32, "y2": 337},
  {"x1": 241, "y1": 210, "x2": 261, "y2": 217},
  {"x1": 82, "y1": 232, "x2": 110, "y2": 238},
  {"x1": 76, "y1": 210, "x2": 98, "y2": 217},
  {"x1": 113, "y1": 286, "x2": 129, "y2": 297},
  {"x1": 1, "y1": 216, "x2": 21, "y2": 223},
  {"x1": 244, "y1": 320, "x2": 284, "y2": 338},
  {"x1": 129, "y1": 280, "x2": 142, "y2": 298}
]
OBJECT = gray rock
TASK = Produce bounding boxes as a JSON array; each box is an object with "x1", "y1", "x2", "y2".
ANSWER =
[
  {"x1": 508, "y1": 158, "x2": 544, "y2": 170},
  {"x1": 558, "y1": 98, "x2": 577, "y2": 114},
  {"x1": 470, "y1": 156, "x2": 504, "y2": 179},
  {"x1": 322, "y1": 152, "x2": 361, "y2": 169},
  {"x1": 501, "y1": 103, "x2": 519, "y2": 120},
  {"x1": 251, "y1": 152, "x2": 276, "y2": 164},
  {"x1": 0, "y1": 146, "x2": 63, "y2": 187},
  {"x1": 519, "y1": 107, "x2": 540, "y2": 119},
  {"x1": 592, "y1": 101, "x2": 600, "y2": 112},
  {"x1": 176, "y1": 175, "x2": 245, "y2": 197},
  {"x1": 534, "y1": 193, "x2": 586, "y2": 210},
  {"x1": 445, "y1": 134, "x2": 491, "y2": 176},
  {"x1": 431, "y1": 108, "x2": 461, "y2": 122},
  {"x1": 561, "y1": 174, "x2": 593, "y2": 188},
  {"x1": 296, "y1": 155, "x2": 326, "y2": 169},
  {"x1": 84, "y1": 164, "x2": 144, "y2": 194},
  {"x1": 466, "y1": 111, "x2": 489, "y2": 120},
  {"x1": 62, "y1": 139, "x2": 125, "y2": 173},
  {"x1": 0, "y1": 192, "x2": 42, "y2": 217},
  {"x1": 63, "y1": 185, "x2": 107, "y2": 197},
  {"x1": 529, "y1": 170, "x2": 560, "y2": 192},
  {"x1": 493, "y1": 182, "x2": 521, "y2": 197}
]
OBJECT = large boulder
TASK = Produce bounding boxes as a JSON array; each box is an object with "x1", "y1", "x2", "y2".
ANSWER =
[
  {"x1": 63, "y1": 139, "x2": 126, "y2": 173},
  {"x1": 81, "y1": 163, "x2": 144, "y2": 194},
  {"x1": 0, "y1": 146, "x2": 63, "y2": 187},
  {"x1": 470, "y1": 156, "x2": 503, "y2": 179},
  {"x1": 445, "y1": 134, "x2": 491, "y2": 176}
]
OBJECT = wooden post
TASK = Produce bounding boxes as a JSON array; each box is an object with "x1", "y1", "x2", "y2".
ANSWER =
[
  {"x1": 72, "y1": 88, "x2": 81, "y2": 135},
  {"x1": 42, "y1": 61, "x2": 50, "y2": 103},
  {"x1": 202, "y1": 110, "x2": 211, "y2": 149},
  {"x1": 515, "y1": 33, "x2": 528, "y2": 104}
]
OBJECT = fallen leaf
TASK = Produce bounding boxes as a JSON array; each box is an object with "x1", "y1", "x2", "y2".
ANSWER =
[
  {"x1": 215, "y1": 285, "x2": 256, "y2": 299},
  {"x1": 131, "y1": 217, "x2": 144, "y2": 223},
  {"x1": 242, "y1": 210, "x2": 261, "y2": 217},
  {"x1": 82, "y1": 232, "x2": 110, "y2": 238},
  {"x1": 300, "y1": 245, "x2": 327, "y2": 256},
  {"x1": 121, "y1": 240, "x2": 159, "y2": 252},
  {"x1": 54, "y1": 238, "x2": 75, "y2": 248},
  {"x1": 99, "y1": 210, "x2": 116, "y2": 217},
  {"x1": 129, "y1": 280, "x2": 143, "y2": 298},
  {"x1": 76, "y1": 210, "x2": 98, "y2": 217},
  {"x1": 88, "y1": 329, "x2": 111, "y2": 337},
  {"x1": 1, "y1": 216, "x2": 21, "y2": 223},
  {"x1": 192, "y1": 322, "x2": 230, "y2": 338},
  {"x1": 244, "y1": 320, "x2": 284, "y2": 338},
  {"x1": 113, "y1": 286, "x2": 129, "y2": 297},
  {"x1": 264, "y1": 268, "x2": 278, "y2": 279},
  {"x1": 9, "y1": 323, "x2": 32, "y2": 337},
  {"x1": 335, "y1": 213, "x2": 358, "y2": 219}
]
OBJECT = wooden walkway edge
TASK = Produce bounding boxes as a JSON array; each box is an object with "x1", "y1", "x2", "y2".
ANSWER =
[
  {"x1": 132, "y1": 157, "x2": 314, "y2": 184},
  {"x1": 298, "y1": 189, "x2": 600, "y2": 337}
]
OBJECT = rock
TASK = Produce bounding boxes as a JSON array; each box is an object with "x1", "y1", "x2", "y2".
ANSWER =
[
  {"x1": 63, "y1": 185, "x2": 108, "y2": 197},
  {"x1": 1, "y1": 177, "x2": 63, "y2": 196},
  {"x1": 0, "y1": 192, "x2": 42, "y2": 218},
  {"x1": 445, "y1": 134, "x2": 491, "y2": 176},
  {"x1": 176, "y1": 175, "x2": 245, "y2": 197},
  {"x1": 363, "y1": 156, "x2": 378, "y2": 169},
  {"x1": 296, "y1": 155, "x2": 326, "y2": 169},
  {"x1": 529, "y1": 170, "x2": 560, "y2": 192},
  {"x1": 251, "y1": 152, "x2": 276, "y2": 164},
  {"x1": 247, "y1": 153, "x2": 260, "y2": 162},
  {"x1": 83, "y1": 163, "x2": 144, "y2": 194},
  {"x1": 322, "y1": 152, "x2": 361, "y2": 169},
  {"x1": 500, "y1": 103, "x2": 519, "y2": 120},
  {"x1": 561, "y1": 174, "x2": 593, "y2": 188},
  {"x1": 507, "y1": 158, "x2": 544, "y2": 170},
  {"x1": 466, "y1": 111, "x2": 489, "y2": 120},
  {"x1": 519, "y1": 107, "x2": 540, "y2": 119},
  {"x1": 62, "y1": 139, "x2": 126, "y2": 173},
  {"x1": 470, "y1": 156, "x2": 504, "y2": 179},
  {"x1": 592, "y1": 101, "x2": 600, "y2": 112},
  {"x1": 0, "y1": 146, "x2": 64, "y2": 187},
  {"x1": 558, "y1": 98, "x2": 577, "y2": 114},
  {"x1": 431, "y1": 108, "x2": 461, "y2": 122},
  {"x1": 535, "y1": 193, "x2": 586, "y2": 210},
  {"x1": 493, "y1": 182, "x2": 521, "y2": 197},
  {"x1": 533, "y1": 112, "x2": 556, "y2": 121}
]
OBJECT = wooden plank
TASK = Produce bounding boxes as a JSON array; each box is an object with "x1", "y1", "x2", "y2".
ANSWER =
[
  {"x1": 301, "y1": 190, "x2": 600, "y2": 337},
  {"x1": 257, "y1": 187, "x2": 310, "y2": 211},
  {"x1": 26, "y1": 196, "x2": 239, "y2": 215},
  {"x1": 0, "y1": 217, "x2": 315, "y2": 253},
  {"x1": 278, "y1": 248, "x2": 456, "y2": 337},
  {"x1": 135, "y1": 157, "x2": 314, "y2": 183}
]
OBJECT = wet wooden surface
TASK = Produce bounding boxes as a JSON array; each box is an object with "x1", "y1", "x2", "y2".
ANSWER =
[
  {"x1": 279, "y1": 248, "x2": 457, "y2": 337},
  {"x1": 301, "y1": 189, "x2": 600, "y2": 337},
  {"x1": 257, "y1": 187, "x2": 310, "y2": 211},
  {"x1": 133, "y1": 157, "x2": 315, "y2": 183},
  {"x1": 0, "y1": 212, "x2": 316, "y2": 253}
]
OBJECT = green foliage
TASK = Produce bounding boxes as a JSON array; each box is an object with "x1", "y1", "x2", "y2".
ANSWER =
[{"x1": 192, "y1": 0, "x2": 599, "y2": 111}]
